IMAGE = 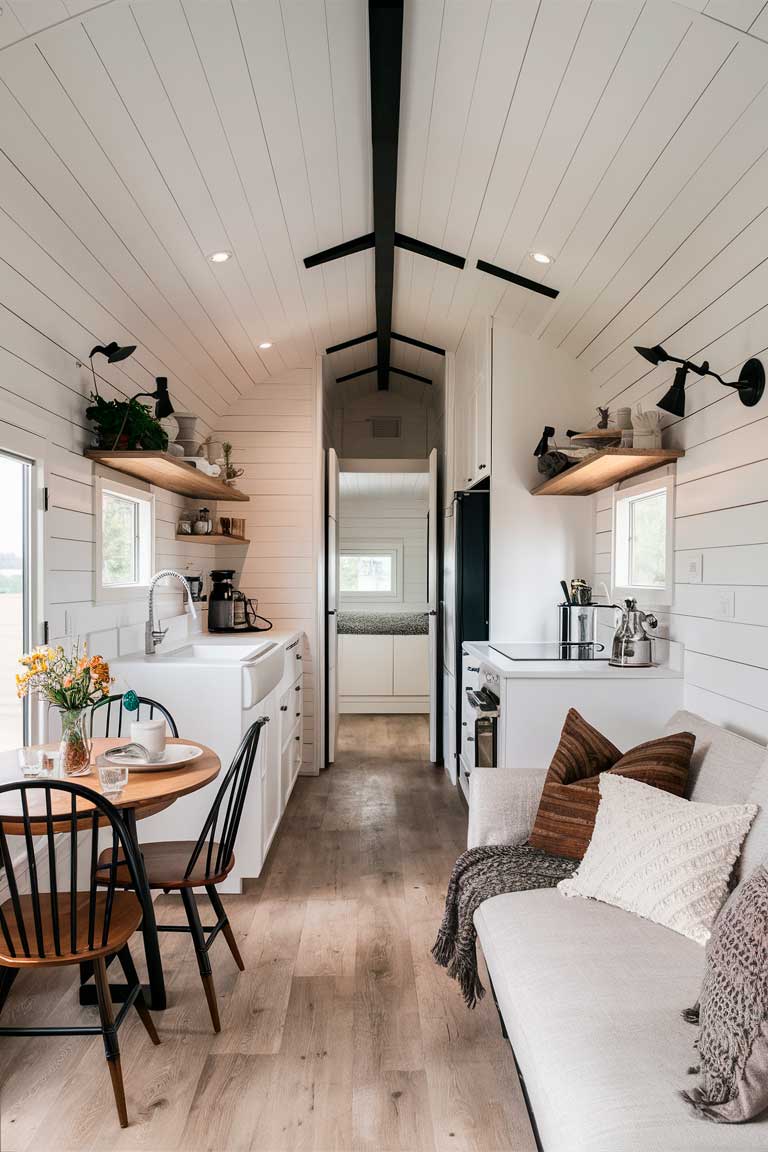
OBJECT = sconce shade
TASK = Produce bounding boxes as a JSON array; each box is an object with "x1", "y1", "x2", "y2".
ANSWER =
[
  {"x1": 656, "y1": 364, "x2": 688, "y2": 418},
  {"x1": 89, "y1": 341, "x2": 137, "y2": 363},
  {"x1": 152, "y1": 377, "x2": 174, "y2": 418},
  {"x1": 634, "y1": 343, "x2": 669, "y2": 366},
  {"x1": 735, "y1": 358, "x2": 765, "y2": 408}
]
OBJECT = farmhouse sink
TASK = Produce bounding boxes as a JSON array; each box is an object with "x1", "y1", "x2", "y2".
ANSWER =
[{"x1": 161, "y1": 641, "x2": 276, "y2": 663}]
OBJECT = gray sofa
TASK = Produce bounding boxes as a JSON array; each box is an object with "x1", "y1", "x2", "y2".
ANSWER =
[{"x1": 468, "y1": 710, "x2": 768, "y2": 1152}]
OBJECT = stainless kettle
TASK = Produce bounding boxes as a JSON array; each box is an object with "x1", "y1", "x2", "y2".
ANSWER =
[{"x1": 609, "y1": 599, "x2": 658, "y2": 668}]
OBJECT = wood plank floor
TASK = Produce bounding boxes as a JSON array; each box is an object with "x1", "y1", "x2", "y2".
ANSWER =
[{"x1": 0, "y1": 715, "x2": 535, "y2": 1152}]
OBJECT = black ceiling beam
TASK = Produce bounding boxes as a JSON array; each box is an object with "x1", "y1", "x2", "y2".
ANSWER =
[
  {"x1": 391, "y1": 366, "x2": 432, "y2": 385},
  {"x1": 303, "y1": 233, "x2": 374, "y2": 269},
  {"x1": 325, "y1": 331, "x2": 377, "y2": 354},
  {"x1": 391, "y1": 331, "x2": 445, "y2": 356},
  {"x1": 369, "y1": 0, "x2": 403, "y2": 390},
  {"x1": 336, "y1": 364, "x2": 378, "y2": 383},
  {"x1": 476, "y1": 258, "x2": 559, "y2": 300},
  {"x1": 394, "y1": 232, "x2": 465, "y2": 269}
]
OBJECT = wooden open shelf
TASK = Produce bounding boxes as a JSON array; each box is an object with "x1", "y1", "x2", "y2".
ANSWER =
[
  {"x1": 176, "y1": 534, "x2": 250, "y2": 545},
  {"x1": 86, "y1": 450, "x2": 249, "y2": 502},
  {"x1": 532, "y1": 448, "x2": 684, "y2": 496}
]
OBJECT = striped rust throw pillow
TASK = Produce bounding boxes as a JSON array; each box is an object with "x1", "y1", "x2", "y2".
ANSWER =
[{"x1": 527, "y1": 708, "x2": 695, "y2": 860}]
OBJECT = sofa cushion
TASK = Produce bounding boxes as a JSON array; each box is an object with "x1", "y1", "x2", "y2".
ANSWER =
[
  {"x1": 474, "y1": 888, "x2": 768, "y2": 1151},
  {"x1": 664, "y1": 711, "x2": 768, "y2": 883},
  {"x1": 558, "y1": 774, "x2": 757, "y2": 945},
  {"x1": 528, "y1": 708, "x2": 693, "y2": 860}
]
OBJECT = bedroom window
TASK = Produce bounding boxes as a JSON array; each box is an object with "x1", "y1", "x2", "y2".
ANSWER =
[
  {"x1": 612, "y1": 473, "x2": 674, "y2": 606},
  {"x1": 95, "y1": 475, "x2": 153, "y2": 602},
  {"x1": 339, "y1": 546, "x2": 401, "y2": 601}
]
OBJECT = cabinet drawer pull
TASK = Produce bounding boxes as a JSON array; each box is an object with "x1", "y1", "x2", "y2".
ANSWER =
[
  {"x1": 295, "y1": 735, "x2": 300, "y2": 742},
  {"x1": 296, "y1": 654, "x2": 302, "y2": 660},
  {"x1": 280, "y1": 705, "x2": 288, "y2": 712},
  {"x1": 478, "y1": 464, "x2": 486, "y2": 469},
  {"x1": 466, "y1": 736, "x2": 475, "y2": 743},
  {"x1": 295, "y1": 685, "x2": 301, "y2": 692},
  {"x1": 296, "y1": 711, "x2": 301, "y2": 718}
]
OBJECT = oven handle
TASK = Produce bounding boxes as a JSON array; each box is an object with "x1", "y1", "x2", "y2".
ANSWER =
[{"x1": 465, "y1": 687, "x2": 500, "y2": 718}]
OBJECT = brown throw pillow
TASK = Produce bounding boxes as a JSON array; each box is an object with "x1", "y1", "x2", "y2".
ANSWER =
[
  {"x1": 682, "y1": 864, "x2": 768, "y2": 1123},
  {"x1": 527, "y1": 708, "x2": 694, "y2": 859}
]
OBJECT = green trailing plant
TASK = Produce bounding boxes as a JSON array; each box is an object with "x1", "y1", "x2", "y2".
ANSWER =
[
  {"x1": 86, "y1": 393, "x2": 168, "y2": 451},
  {"x1": 222, "y1": 441, "x2": 244, "y2": 483}
]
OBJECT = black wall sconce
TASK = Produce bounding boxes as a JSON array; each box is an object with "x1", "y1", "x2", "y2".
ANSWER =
[
  {"x1": 88, "y1": 340, "x2": 136, "y2": 392},
  {"x1": 110, "y1": 377, "x2": 174, "y2": 449},
  {"x1": 634, "y1": 343, "x2": 765, "y2": 418}
]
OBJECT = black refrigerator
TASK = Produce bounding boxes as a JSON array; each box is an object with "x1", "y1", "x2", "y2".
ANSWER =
[{"x1": 452, "y1": 481, "x2": 490, "y2": 772}]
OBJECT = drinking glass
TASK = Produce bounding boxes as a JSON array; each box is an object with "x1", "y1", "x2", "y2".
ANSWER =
[
  {"x1": 97, "y1": 762, "x2": 129, "y2": 796},
  {"x1": 18, "y1": 747, "x2": 43, "y2": 778}
]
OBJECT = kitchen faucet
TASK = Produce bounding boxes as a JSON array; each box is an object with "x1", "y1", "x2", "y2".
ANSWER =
[{"x1": 145, "y1": 569, "x2": 198, "y2": 655}]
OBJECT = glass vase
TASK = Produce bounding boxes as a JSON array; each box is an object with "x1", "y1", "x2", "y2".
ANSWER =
[{"x1": 58, "y1": 709, "x2": 92, "y2": 776}]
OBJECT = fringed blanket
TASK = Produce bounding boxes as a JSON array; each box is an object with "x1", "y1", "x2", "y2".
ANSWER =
[{"x1": 432, "y1": 844, "x2": 576, "y2": 1008}]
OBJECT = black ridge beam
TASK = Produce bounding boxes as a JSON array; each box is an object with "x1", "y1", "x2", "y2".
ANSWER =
[
  {"x1": 476, "y1": 259, "x2": 559, "y2": 300},
  {"x1": 369, "y1": 0, "x2": 403, "y2": 391},
  {"x1": 325, "y1": 331, "x2": 377, "y2": 355},
  {"x1": 391, "y1": 331, "x2": 445, "y2": 356},
  {"x1": 336, "y1": 364, "x2": 377, "y2": 383},
  {"x1": 395, "y1": 232, "x2": 465, "y2": 270},
  {"x1": 303, "y1": 233, "x2": 374, "y2": 269},
  {"x1": 391, "y1": 366, "x2": 431, "y2": 385}
]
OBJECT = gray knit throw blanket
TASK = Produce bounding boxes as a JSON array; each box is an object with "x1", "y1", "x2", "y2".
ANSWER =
[{"x1": 432, "y1": 844, "x2": 576, "y2": 1008}]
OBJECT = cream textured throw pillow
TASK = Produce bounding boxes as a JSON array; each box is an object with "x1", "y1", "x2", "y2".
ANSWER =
[{"x1": 558, "y1": 774, "x2": 757, "y2": 945}]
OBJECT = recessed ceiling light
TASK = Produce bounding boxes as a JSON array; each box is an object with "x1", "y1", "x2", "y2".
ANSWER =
[
  {"x1": 258, "y1": 341, "x2": 273, "y2": 350},
  {"x1": 209, "y1": 251, "x2": 232, "y2": 263},
  {"x1": 530, "y1": 251, "x2": 553, "y2": 265}
]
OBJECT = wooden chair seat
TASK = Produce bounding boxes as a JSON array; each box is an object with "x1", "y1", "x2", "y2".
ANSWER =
[
  {"x1": 98, "y1": 841, "x2": 233, "y2": 889},
  {"x1": 0, "y1": 891, "x2": 143, "y2": 968}
]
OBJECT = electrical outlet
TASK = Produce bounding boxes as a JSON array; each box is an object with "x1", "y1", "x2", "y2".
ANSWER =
[
  {"x1": 715, "y1": 590, "x2": 735, "y2": 619},
  {"x1": 686, "y1": 554, "x2": 703, "y2": 584}
]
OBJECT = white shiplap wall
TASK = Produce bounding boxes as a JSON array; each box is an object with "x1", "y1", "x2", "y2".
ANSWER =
[
  {"x1": 213, "y1": 370, "x2": 320, "y2": 772},
  {"x1": 591, "y1": 407, "x2": 768, "y2": 746},
  {"x1": 339, "y1": 490, "x2": 429, "y2": 614}
]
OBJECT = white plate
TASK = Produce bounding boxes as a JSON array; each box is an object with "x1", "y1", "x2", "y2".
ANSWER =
[{"x1": 100, "y1": 744, "x2": 204, "y2": 772}]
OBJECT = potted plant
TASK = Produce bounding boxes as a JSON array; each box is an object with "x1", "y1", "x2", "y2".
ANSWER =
[{"x1": 86, "y1": 393, "x2": 168, "y2": 451}]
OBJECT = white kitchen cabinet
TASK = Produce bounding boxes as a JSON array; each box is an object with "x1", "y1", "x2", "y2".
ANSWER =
[
  {"x1": 339, "y1": 634, "x2": 393, "y2": 696},
  {"x1": 261, "y1": 692, "x2": 281, "y2": 859},
  {"x1": 393, "y1": 635, "x2": 429, "y2": 695},
  {"x1": 455, "y1": 370, "x2": 491, "y2": 490}
]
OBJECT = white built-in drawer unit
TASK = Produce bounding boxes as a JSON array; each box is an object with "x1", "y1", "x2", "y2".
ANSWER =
[{"x1": 339, "y1": 632, "x2": 429, "y2": 713}]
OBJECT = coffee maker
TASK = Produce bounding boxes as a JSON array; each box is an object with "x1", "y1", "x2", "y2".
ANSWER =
[{"x1": 207, "y1": 570, "x2": 272, "y2": 633}]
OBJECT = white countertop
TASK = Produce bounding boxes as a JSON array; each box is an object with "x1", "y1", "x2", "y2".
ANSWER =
[
  {"x1": 112, "y1": 628, "x2": 301, "y2": 668},
  {"x1": 463, "y1": 640, "x2": 683, "y2": 679}
]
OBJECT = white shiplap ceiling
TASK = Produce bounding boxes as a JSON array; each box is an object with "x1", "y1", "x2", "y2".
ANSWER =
[
  {"x1": 3, "y1": 1, "x2": 768, "y2": 416},
  {"x1": 340, "y1": 469, "x2": 429, "y2": 502}
]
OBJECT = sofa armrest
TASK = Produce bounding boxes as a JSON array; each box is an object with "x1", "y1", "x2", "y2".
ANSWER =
[{"x1": 467, "y1": 767, "x2": 547, "y2": 849}]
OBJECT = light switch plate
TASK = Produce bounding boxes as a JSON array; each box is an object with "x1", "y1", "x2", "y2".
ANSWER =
[
  {"x1": 686, "y1": 554, "x2": 703, "y2": 583},
  {"x1": 715, "y1": 589, "x2": 735, "y2": 619}
]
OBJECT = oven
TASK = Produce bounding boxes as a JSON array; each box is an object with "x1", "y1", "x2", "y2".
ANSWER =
[{"x1": 464, "y1": 667, "x2": 500, "y2": 771}]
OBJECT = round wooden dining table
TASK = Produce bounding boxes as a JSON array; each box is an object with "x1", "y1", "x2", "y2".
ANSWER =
[{"x1": 0, "y1": 737, "x2": 221, "y2": 1011}]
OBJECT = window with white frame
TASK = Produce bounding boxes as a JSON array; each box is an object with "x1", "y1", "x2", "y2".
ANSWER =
[
  {"x1": 612, "y1": 472, "x2": 674, "y2": 606},
  {"x1": 339, "y1": 544, "x2": 401, "y2": 601},
  {"x1": 95, "y1": 475, "x2": 153, "y2": 601}
]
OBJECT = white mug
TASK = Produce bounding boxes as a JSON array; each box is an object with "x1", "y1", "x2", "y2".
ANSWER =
[{"x1": 130, "y1": 718, "x2": 166, "y2": 761}]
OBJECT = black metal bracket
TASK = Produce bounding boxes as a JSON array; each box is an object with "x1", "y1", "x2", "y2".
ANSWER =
[{"x1": 476, "y1": 258, "x2": 559, "y2": 300}]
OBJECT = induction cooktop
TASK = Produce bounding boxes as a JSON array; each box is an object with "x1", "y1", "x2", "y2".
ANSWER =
[{"x1": 489, "y1": 641, "x2": 609, "y2": 661}]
